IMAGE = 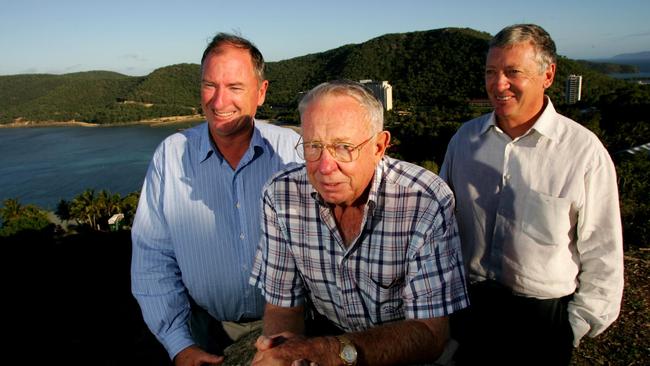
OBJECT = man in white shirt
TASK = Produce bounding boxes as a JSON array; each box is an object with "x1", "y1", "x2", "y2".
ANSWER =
[{"x1": 440, "y1": 23, "x2": 624, "y2": 365}]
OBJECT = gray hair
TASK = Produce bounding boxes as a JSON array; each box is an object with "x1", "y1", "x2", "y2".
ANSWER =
[
  {"x1": 298, "y1": 80, "x2": 384, "y2": 134},
  {"x1": 490, "y1": 24, "x2": 557, "y2": 73},
  {"x1": 201, "y1": 32, "x2": 265, "y2": 82}
]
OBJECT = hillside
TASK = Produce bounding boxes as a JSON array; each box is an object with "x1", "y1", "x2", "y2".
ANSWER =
[
  {"x1": 0, "y1": 27, "x2": 633, "y2": 125},
  {"x1": 265, "y1": 28, "x2": 491, "y2": 107},
  {"x1": 0, "y1": 68, "x2": 197, "y2": 124}
]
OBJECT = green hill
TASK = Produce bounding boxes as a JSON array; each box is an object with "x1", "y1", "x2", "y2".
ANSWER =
[
  {"x1": 0, "y1": 67, "x2": 198, "y2": 124},
  {"x1": 126, "y1": 63, "x2": 201, "y2": 106},
  {"x1": 265, "y1": 28, "x2": 492, "y2": 107},
  {"x1": 0, "y1": 27, "x2": 635, "y2": 124}
]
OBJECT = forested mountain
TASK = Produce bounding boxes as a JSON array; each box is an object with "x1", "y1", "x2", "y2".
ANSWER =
[
  {"x1": 265, "y1": 28, "x2": 490, "y2": 108},
  {"x1": 0, "y1": 27, "x2": 638, "y2": 125},
  {"x1": 126, "y1": 63, "x2": 201, "y2": 106},
  {"x1": 0, "y1": 69, "x2": 196, "y2": 124}
]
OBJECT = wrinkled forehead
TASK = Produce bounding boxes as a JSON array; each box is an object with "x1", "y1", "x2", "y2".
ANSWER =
[{"x1": 301, "y1": 95, "x2": 372, "y2": 141}]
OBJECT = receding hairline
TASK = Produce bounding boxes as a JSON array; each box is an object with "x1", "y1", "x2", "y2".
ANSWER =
[{"x1": 298, "y1": 81, "x2": 384, "y2": 134}]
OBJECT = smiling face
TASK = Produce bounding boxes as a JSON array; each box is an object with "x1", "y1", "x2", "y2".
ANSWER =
[
  {"x1": 485, "y1": 42, "x2": 555, "y2": 131},
  {"x1": 302, "y1": 93, "x2": 389, "y2": 207},
  {"x1": 200, "y1": 44, "x2": 268, "y2": 142}
]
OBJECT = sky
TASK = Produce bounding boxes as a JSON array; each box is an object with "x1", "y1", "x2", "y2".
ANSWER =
[{"x1": 1, "y1": 0, "x2": 649, "y2": 76}]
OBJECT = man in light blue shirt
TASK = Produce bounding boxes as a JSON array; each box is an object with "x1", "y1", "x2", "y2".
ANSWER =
[{"x1": 131, "y1": 33, "x2": 301, "y2": 366}]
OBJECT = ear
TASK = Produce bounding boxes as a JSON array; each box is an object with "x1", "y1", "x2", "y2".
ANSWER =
[
  {"x1": 257, "y1": 80, "x2": 269, "y2": 106},
  {"x1": 543, "y1": 63, "x2": 556, "y2": 89},
  {"x1": 374, "y1": 131, "x2": 391, "y2": 159}
]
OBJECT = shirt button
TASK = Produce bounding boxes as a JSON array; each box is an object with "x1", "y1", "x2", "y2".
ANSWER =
[
  {"x1": 240, "y1": 233, "x2": 245, "y2": 240},
  {"x1": 236, "y1": 202, "x2": 241, "y2": 209}
]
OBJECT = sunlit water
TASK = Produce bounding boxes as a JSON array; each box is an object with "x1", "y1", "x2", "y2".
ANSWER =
[{"x1": 0, "y1": 123, "x2": 199, "y2": 210}]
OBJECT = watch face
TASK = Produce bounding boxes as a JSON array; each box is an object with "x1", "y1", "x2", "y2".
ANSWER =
[{"x1": 342, "y1": 344, "x2": 358, "y2": 363}]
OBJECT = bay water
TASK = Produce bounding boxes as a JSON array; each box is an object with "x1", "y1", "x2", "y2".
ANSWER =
[{"x1": 0, "y1": 122, "x2": 201, "y2": 210}]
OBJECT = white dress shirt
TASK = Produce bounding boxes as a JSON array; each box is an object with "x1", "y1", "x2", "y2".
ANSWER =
[{"x1": 440, "y1": 98, "x2": 624, "y2": 345}]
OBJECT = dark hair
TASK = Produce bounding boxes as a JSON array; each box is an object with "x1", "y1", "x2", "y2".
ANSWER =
[
  {"x1": 490, "y1": 24, "x2": 557, "y2": 73},
  {"x1": 201, "y1": 32, "x2": 265, "y2": 81}
]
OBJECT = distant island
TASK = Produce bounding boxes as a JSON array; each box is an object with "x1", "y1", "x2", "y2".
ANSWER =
[{"x1": 612, "y1": 51, "x2": 650, "y2": 60}]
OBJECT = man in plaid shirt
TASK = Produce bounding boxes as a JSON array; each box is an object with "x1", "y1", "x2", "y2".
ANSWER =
[{"x1": 250, "y1": 80, "x2": 468, "y2": 365}]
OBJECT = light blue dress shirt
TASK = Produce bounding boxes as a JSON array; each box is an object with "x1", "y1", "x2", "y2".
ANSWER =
[{"x1": 131, "y1": 120, "x2": 301, "y2": 358}]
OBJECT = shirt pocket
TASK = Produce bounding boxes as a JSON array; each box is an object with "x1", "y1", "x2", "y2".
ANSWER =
[
  {"x1": 363, "y1": 276, "x2": 405, "y2": 323},
  {"x1": 522, "y1": 190, "x2": 573, "y2": 246}
]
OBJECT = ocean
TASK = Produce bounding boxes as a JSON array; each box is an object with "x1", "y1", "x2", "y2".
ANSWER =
[{"x1": 0, "y1": 123, "x2": 200, "y2": 210}]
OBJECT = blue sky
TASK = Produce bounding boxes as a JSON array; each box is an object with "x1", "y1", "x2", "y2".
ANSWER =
[{"x1": 1, "y1": 0, "x2": 648, "y2": 76}]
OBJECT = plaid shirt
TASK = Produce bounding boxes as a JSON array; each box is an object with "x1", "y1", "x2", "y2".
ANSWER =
[{"x1": 250, "y1": 156, "x2": 469, "y2": 332}]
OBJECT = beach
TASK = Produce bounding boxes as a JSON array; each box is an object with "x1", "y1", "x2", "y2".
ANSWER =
[{"x1": 0, "y1": 114, "x2": 204, "y2": 128}]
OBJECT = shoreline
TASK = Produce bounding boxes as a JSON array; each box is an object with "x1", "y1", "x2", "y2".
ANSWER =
[{"x1": 0, "y1": 114, "x2": 205, "y2": 129}]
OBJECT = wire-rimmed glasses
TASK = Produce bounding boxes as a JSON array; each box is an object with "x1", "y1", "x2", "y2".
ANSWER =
[{"x1": 295, "y1": 134, "x2": 377, "y2": 162}]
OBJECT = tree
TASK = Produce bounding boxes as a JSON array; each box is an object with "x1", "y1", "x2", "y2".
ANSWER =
[
  {"x1": 56, "y1": 199, "x2": 72, "y2": 221},
  {"x1": 0, "y1": 198, "x2": 53, "y2": 237},
  {"x1": 61, "y1": 189, "x2": 139, "y2": 231},
  {"x1": 0, "y1": 198, "x2": 22, "y2": 222},
  {"x1": 70, "y1": 189, "x2": 100, "y2": 230}
]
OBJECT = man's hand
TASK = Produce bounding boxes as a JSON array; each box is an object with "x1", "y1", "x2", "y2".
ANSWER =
[
  {"x1": 254, "y1": 332, "x2": 297, "y2": 352},
  {"x1": 252, "y1": 334, "x2": 336, "y2": 366},
  {"x1": 174, "y1": 345, "x2": 224, "y2": 366}
]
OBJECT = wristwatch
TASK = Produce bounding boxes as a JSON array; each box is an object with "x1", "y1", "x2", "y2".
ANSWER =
[{"x1": 335, "y1": 335, "x2": 358, "y2": 366}]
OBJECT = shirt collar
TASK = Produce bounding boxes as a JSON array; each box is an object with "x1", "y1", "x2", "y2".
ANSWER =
[
  {"x1": 530, "y1": 97, "x2": 560, "y2": 141},
  {"x1": 480, "y1": 96, "x2": 559, "y2": 141},
  {"x1": 198, "y1": 120, "x2": 265, "y2": 165},
  {"x1": 479, "y1": 113, "x2": 498, "y2": 136}
]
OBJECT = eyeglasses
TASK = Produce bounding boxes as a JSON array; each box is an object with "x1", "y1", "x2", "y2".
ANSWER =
[{"x1": 295, "y1": 134, "x2": 377, "y2": 162}]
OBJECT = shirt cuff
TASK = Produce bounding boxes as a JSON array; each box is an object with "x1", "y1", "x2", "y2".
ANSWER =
[
  {"x1": 568, "y1": 314, "x2": 590, "y2": 347},
  {"x1": 162, "y1": 326, "x2": 195, "y2": 360}
]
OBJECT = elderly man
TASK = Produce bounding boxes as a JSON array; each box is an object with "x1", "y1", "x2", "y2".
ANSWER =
[
  {"x1": 440, "y1": 24, "x2": 624, "y2": 365},
  {"x1": 250, "y1": 80, "x2": 468, "y2": 365}
]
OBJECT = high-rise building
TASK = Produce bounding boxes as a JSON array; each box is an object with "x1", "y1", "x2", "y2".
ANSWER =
[
  {"x1": 360, "y1": 80, "x2": 393, "y2": 111},
  {"x1": 566, "y1": 74, "x2": 582, "y2": 104}
]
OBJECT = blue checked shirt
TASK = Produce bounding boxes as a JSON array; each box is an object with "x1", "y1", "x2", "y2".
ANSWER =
[
  {"x1": 131, "y1": 121, "x2": 302, "y2": 358},
  {"x1": 250, "y1": 156, "x2": 469, "y2": 331}
]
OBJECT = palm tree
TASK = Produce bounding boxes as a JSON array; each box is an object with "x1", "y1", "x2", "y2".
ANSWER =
[
  {"x1": 55, "y1": 199, "x2": 72, "y2": 221},
  {"x1": 0, "y1": 198, "x2": 22, "y2": 222},
  {"x1": 96, "y1": 190, "x2": 122, "y2": 230},
  {"x1": 70, "y1": 189, "x2": 99, "y2": 229}
]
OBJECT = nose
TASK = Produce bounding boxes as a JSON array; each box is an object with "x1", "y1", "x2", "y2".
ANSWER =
[
  {"x1": 317, "y1": 148, "x2": 338, "y2": 175},
  {"x1": 208, "y1": 87, "x2": 228, "y2": 109},
  {"x1": 495, "y1": 72, "x2": 510, "y2": 92}
]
